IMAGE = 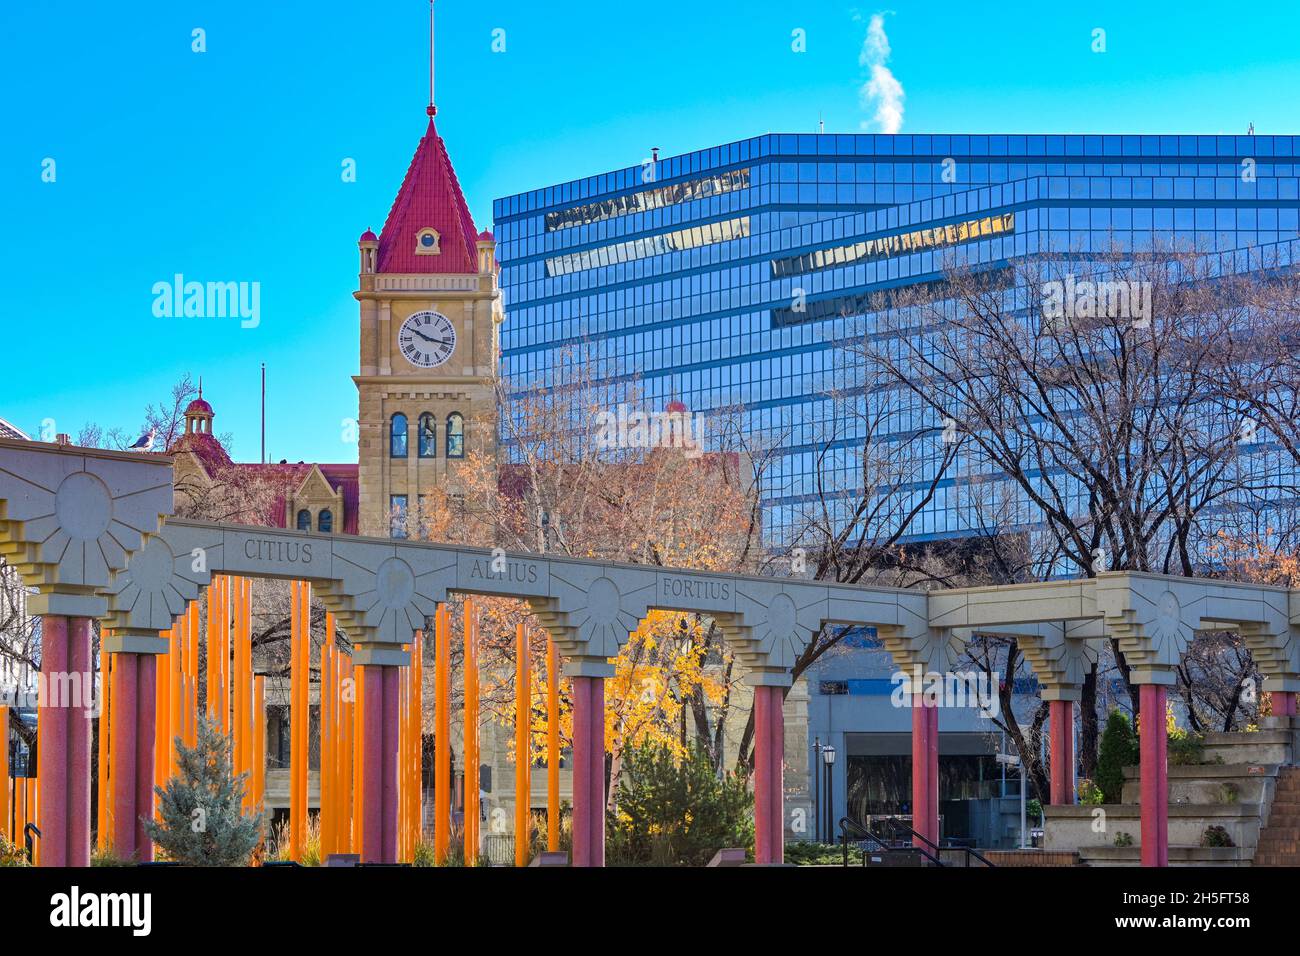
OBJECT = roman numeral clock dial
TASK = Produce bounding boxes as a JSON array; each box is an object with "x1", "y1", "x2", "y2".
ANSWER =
[{"x1": 398, "y1": 310, "x2": 457, "y2": 368}]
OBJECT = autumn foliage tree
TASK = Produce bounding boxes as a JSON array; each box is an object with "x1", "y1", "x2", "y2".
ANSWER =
[{"x1": 408, "y1": 353, "x2": 770, "y2": 800}]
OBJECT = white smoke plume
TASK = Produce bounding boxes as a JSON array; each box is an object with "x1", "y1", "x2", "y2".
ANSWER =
[{"x1": 858, "y1": 13, "x2": 904, "y2": 134}]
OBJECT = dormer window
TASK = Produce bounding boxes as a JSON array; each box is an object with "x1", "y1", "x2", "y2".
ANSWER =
[{"x1": 415, "y1": 228, "x2": 441, "y2": 256}]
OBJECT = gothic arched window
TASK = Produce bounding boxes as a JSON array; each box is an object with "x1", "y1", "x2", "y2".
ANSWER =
[
  {"x1": 390, "y1": 413, "x2": 408, "y2": 458},
  {"x1": 446, "y1": 412, "x2": 465, "y2": 458},
  {"x1": 318, "y1": 509, "x2": 333, "y2": 534},
  {"x1": 418, "y1": 413, "x2": 437, "y2": 458},
  {"x1": 296, "y1": 509, "x2": 311, "y2": 531}
]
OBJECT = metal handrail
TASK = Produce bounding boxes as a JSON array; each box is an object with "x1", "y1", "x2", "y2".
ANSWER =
[
  {"x1": 874, "y1": 816, "x2": 995, "y2": 868},
  {"x1": 838, "y1": 816, "x2": 943, "y2": 867}
]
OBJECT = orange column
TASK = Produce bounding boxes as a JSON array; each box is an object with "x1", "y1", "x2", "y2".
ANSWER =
[
  {"x1": 206, "y1": 577, "x2": 219, "y2": 720},
  {"x1": 155, "y1": 625, "x2": 172, "y2": 801},
  {"x1": 96, "y1": 647, "x2": 111, "y2": 852},
  {"x1": 515, "y1": 622, "x2": 531, "y2": 867},
  {"x1": 341, "y1": 654, "x2": 354, "y2": 853},
  {"x1": 168, "y1": 622, "x2": 182, "y2": 774},
  {"x1": 399, "y1": 647, "x2": 411, "y2": 861},
  {"x1": 186, "y1": 602, "x2": 200, "y2": 747},
  {"x1": 239, "y1": 578, "x2": 253, "y2": 811},
  {"x1": 253, "y1": 674, "x2": 266, "y2": 809},
  {"x1": 434, "y1": 604, "x2": 450, "y2": 863},
  {"x1": 547, "y1": 637, "x2": 560, "y2": 852},
  {"x1": 321, "y1": 639, "x2": 333, "y2": 857},
  {"x1": 231, "y1": 579, "x2": 243, "y2": 795},
  {"x1": 463, "y1": 601, "x2": 479, "y2": 865},
  {"x1": 0, "y1": 705, "x2": 8, "y2": 846},
  {"x1": 15, "y1": 780, "x2": 25, "y2": 856},
  {"x1": 290, "y1": 581, "x2": 310, "y2": 861},
  {"x1": 28, "y1": 778, "x2": 38, "y2": 865}
]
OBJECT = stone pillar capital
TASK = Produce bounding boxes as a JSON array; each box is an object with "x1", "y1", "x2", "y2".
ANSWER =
[
  {"x1": 29, "y1": 587, "x2": 106, "y2": 619},
  {"x1": 563, "y1": 656, "x2": 615, "y2": 679},
  {"x1": 102, "y1": 630, "x2": 170, "y2": 655},
  {"x1": 352, "y1": 643, "x2": 410, "y2": 667}
]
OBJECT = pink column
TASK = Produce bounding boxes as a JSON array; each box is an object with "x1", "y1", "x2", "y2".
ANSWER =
[
  {"x1": 927, "y1": 703, "x2": 938, "y2": 840},
  {"x1": 570, "y1": 677, "x2": 591, "y2": 867},
  {"x1": 360, "y1": 666, "x2": 384, "y2": 863},
  {"x1": 911, "y1": 695, "x2": 938, "y2": 846},
  {"x1": 588, "y1": 678, "x2": 605, "y2": 867},
  {"x1": 111, "y1": 653, "x2": 139, "y2": 858},
  {"x1": 570, "y1": 675, "x2": 606, "y2": 867},
  {"x1": 1139, "y1": 684, "x2": 1169, "y2": 867},
  {"x1": 1049, "y1": 699, "x2": 1075, "y2": 805},
  {"x1": 752, "y1": 685, "x2": 786, "y2": 864},
  {"x1": 38, "y1": 615, "x2": 70, "y2": 866},
  {"x1": 769, "y1": 686, "x2": 785, "y2": 863},
  {"x1": 109, "y1": 652, "x2": 159, "y2": 862},
  {"x1": 1275, "y1": 692, "x2": 1297, "y2": 717},
  {"x1": 67, "y1": 618, "x2": 92, "y2": 867},
  {"x1": 753, "y1": 686, "x2": 771, "y2": 864},
  {"x1": 380, "y1": 665, "x2": 400, "y2": 863}
]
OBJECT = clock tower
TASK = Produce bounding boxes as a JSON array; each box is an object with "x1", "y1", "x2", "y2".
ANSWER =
[{"x1": 354, "y1": 108, "x2": 502, "y2": 539}]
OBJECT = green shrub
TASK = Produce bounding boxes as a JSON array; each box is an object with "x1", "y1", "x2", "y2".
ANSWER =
[
  {"x1": 606, "y1": 741, "x2": 753, "y2": 866},
  {"x1": 1096, "y1": 710, "x2": 1139, "y2": 802},
  {"x1": 1114, "y1": 831, "x2": 1134, "y2": 847},
  {"x1": 144, "y1": 715, "x2": 265, "y2": 866},
  {"x1": 785, "y1": 842, "x2": 839, "y2": 866},
  {"x1": 0, "y1": 836, "x2": 30, "y2": 866},
  {"x1": 1167, "y1": 729, "x2": 1206, "y2": 766},
  {"x1": 1201, "y1": 825, "x2": 1235, "y2": 847},
  {"x1": 91, "y1": 848, "x2": 134, "y2": 867},
  {"x1": 1214, "y1": 782, "x2": 1240, "y2": 805},
  {"x1": 1077, "y1": 778, "x2": 1105, "y2": 806}
]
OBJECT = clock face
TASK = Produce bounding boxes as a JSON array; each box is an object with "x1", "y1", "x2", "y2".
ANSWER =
[{"x1": 398, "y1": 311, "x2": 456, "y2": 368}]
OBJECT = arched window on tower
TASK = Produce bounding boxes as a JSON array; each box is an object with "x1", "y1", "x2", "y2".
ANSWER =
[
  {"x1": 296, "y1": 509, "x2": 311, "y2": 531},
  {"x1": 446, "y1": 412, "x2": 465, "y2": 458},
  {"x1": 390, "y1": 413, "x2": 408, "y2": 458},
  {"x1": 318, "y1": 509, "x2": 333, "y2": 534},
  {"x1": 418, "y1": 413, "x2": 437, "y2": 458}
]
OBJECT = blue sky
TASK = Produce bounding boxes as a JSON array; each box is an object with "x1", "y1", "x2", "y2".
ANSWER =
[{"x1": 2, "y1": 0, "x2": 1298, "y2": 461}]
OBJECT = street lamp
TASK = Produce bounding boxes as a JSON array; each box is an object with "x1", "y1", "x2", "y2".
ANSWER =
[
  {"x1": 822, "y1": 744, "x2": 837, "y2": 843},
  {"x1": 812, "y1": 737, "x2": 821, "y2": 844}
]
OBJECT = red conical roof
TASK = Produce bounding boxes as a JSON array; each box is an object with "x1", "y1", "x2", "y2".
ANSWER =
[{"x1": 376, "y1": 117, "x2": 481, "y2": 274}]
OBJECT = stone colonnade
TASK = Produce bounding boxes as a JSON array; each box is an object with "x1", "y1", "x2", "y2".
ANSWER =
[{"x1": 3, "y1": 438, "x2": 1300, "y2": 867}]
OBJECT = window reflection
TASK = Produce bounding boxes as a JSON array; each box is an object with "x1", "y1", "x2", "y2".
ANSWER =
[
  {"x1": 546, "y1": 216, "x2": 750, "y2": 277},
  {"x1": 446, "y1": 412, "x2": 465, "y2": 458},
  {"x1": 390, "y1": 413, "x2": 408, "y2": 458},
  {"x1": 546, "y1": 168, "x2": 750, "y2": 232},
  {"x1": 418, "y1": 413, "x2": 436, "y2": 458},
  {"x1": 770, "y1": 213, "x2": 1016, "y2": 279}
]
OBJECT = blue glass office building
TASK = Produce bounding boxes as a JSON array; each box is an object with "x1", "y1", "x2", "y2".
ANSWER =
[{"x1": 492, "y1": 134, "x2": 1300, "y2": 547}]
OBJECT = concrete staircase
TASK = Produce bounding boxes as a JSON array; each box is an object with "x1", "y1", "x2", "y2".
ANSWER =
[{"x1": 1253, "y1": 766, "x2": 1300, "y2": 866}]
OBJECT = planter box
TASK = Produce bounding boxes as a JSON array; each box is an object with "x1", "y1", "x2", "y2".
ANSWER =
[
  {"x1": 1044, "y1": 803, "x2": 1261, "y2": 852},
  {"x1": 1079, "y1": 845, "x2": 1252, "y2": 867},
  {"x1": 1119, "y1": 763, "x2": 1279, "y2": 805}
]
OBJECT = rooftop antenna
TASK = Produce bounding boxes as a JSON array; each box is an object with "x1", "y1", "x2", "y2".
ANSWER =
[
  {"x1": 1248, "y1": 122, "x2": 1255, "y2": 135},
  {"x1": 427, "y1": 0, "x2": 437, "y2": 117},
  {"x1": 819, "y1": 112, "x2": 824, "y2": 134},
  {"x1": 260, "y1": 363, "x2": 266, "y2": 464}
]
